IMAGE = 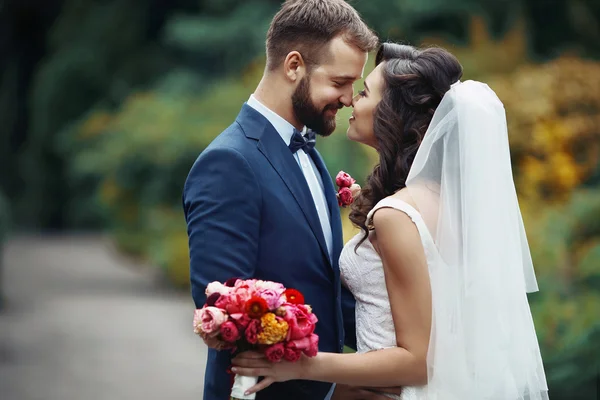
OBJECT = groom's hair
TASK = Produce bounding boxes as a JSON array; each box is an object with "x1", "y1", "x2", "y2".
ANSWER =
[{"x1": 266, "y1": 0, "x2": 378, "y2": 72}]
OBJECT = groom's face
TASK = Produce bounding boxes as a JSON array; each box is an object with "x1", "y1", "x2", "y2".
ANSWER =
[{"x1": 292, "y1": 36, "x2": 368, "y2": 136}]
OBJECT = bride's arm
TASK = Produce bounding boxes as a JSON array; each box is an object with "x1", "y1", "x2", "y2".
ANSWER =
[
  {"x1": 303, "y1": 207, "x2": 432, "y2": 386},
  {"x1": 232, "y1": 206, "x2": 432, "y2": 393}
]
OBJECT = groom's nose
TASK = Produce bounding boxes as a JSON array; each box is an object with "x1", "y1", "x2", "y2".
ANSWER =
[{"x1": 339, "y1": 87, "x2": 354, "y2": 107}]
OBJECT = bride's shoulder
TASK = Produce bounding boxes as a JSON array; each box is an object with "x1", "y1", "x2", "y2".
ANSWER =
[
  {"x1": 370, "y1": 190, "x2": 418, "y2": 226},
  {"x1": 389, "y1": 189, "x2": 418, "y2": 209}
]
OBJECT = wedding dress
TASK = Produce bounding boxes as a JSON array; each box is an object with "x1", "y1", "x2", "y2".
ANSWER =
[{"x1": 340, "y1": 197, "x2": 431, "y2": 400}]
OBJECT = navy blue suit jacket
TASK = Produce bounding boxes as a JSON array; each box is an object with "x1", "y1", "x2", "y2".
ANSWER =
[{"x1": 183, "y1": 104, "x2": 357, "y2": 400}]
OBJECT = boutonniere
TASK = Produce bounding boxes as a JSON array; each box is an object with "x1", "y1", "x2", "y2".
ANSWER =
[{"x1": 335, "y1": 171, "x2": 361, "y2": 207}]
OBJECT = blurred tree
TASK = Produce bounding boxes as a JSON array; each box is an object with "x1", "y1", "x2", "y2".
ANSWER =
[
  {"x1": 4, "y1": 0, "x2": 280, "y2": 229},
  {"x1": 0, "y1": 0, "x2": 62, "y2": 227},
  {"x1": 487, "y1": 56, "x2": 600, "y2": 399},
  {"x1": 489, "y1": 56, "x2": 600, "y2": 203},
  {"x1": 526, "y1": 190, "x2": 600, "y2": 400},
  {"x1": 3, "y1": 0, "x2": 599, "y2": 229},
  {"x1": 22, "y1": 0, "x2": 177, "y2": 229}
]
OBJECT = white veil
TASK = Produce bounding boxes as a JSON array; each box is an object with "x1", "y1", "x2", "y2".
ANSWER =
[{"x1": 406, "y1": 81, "x2": 549, "y2": 399}]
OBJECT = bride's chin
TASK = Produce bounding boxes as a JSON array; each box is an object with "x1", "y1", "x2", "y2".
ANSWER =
[{"x1": 346, "y1": 128, "x2": 359, "y2": 143}]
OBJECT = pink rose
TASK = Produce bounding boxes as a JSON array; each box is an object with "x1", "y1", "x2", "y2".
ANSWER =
[
  {"x1": 288, "y1": 333, "x2": 319, "y2": 357},
  {"x1": 283, "y1": 304, "x2": 318, "y2": 340},
  {"x1": 215, "y1": 292, "x2": 245, "y2": 314},
  {"x1": 234, "y1": 279, "x2": 257, "y2": 292},
  {"x1": 254, "y1": 280, "x2": 286, "y2": 293},
  {"x1": 193, "y1": 309, "x2": 204, "y2": 335},
  {"x1": 337, "y1": 187, "x2": 353, "y2": 207},
  {"x1": 265, "y1": 343, "x2": 285, "y2": 363},
  {"x1": 195, "y1": 306, "x2": 228, "y2": 336},
  {"x1": 231, "y1": 280, "x2": 256, "y2": 305},
  {"x1": 283, "y1": 345, "x2": 302, "y2": 362},
  {"x1": 245, "y1": 318, "x2": 262, "y2": 344},
  {"x1": 335, "y1": 171, "x2": 355, "y2": 188},
  {"x1": 220, "y1": 320, "x2": 241, "y2": 343},
  {"x1": 257, "y1": 288, "x2": 286, "y2": 310}
]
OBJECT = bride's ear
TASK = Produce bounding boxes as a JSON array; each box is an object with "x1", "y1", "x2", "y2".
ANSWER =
[{"x1": 284, "y1": 51, "x2": 306, "y2": 82}]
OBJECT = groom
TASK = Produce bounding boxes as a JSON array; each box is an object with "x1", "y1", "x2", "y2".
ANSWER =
[{"x1": 183, "y1": 1, "x2": 381, "y2": 399}]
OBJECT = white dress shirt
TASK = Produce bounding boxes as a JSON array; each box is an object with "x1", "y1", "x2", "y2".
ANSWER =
[{"x1": 247, "y1": 95, "x2": 333, "y2": 262}]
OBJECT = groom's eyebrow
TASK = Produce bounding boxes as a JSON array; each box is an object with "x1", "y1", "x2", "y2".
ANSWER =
[{"x1": 332, "y1": 74, "x2": 361, "y2": 82}]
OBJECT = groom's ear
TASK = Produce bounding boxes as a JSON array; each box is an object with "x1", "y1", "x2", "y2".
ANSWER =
[{"x1": 284, "y1": 51, "x2": 306, "y2": 82}]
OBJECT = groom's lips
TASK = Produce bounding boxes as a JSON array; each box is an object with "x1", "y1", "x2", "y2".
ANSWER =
[{"x1": 325, "y1": 108, "x2": 338, "y2": 117}]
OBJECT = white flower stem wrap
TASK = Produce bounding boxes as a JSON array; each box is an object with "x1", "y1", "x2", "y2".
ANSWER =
[{"x1": 230, "y1": 374, "x2": 258, "y2": 400}]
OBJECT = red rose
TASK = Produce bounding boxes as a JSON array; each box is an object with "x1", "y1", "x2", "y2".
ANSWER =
[
  {"x1": 224, "y1": 277, "x2": 240, "y2": 287},
  {"x1": 245, "y1": 318, "x2": 262, "y2": 344},
  {"x1": 220, "y1": 320, "x2": 241, "y2": 343},
  {"x1": 335, "y1": 171, "x2": 355, "y2": 188},
  {"x1": 265, "y1": 343, "x2": 285, "y2": 363},
  {"x1": 337, "y1": 187, "x2": 353, "y2": 207},
  {"x1": 230, "y1": 313, "x2": 251, "y2": 330},
  {"x1": 283, "y1": 345, "x2": 302, "y2": 362},
  {"x1": 206, "y1": 292, "x2": 220, "y2": 306},
  {"x1": 288, "y1": 333, "x2": 319, "y2": 357}
]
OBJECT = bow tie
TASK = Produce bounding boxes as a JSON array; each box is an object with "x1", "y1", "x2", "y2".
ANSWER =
[{"x1": 288, "y1": 128, "x2": 316, "y2": 153}]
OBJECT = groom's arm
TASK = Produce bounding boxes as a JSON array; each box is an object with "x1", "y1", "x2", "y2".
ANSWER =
[
  {"x1": 341, "y1": 285, "x2": 357, "y2": 350},
  {"x1": 183, "y1": 146, "x2": 261, "y2": 307}
]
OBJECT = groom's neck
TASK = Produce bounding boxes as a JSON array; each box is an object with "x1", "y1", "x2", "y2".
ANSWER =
[{"x1": 254, "y1": 76, "x2": 303, "y2": 131}]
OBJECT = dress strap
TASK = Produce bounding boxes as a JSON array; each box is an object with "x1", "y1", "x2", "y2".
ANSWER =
[{"x1": 366, "y1": 197, "x2": 423, "y2": 227}]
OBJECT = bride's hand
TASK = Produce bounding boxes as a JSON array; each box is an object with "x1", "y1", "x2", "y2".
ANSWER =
[{"x1": 231, "y1": 351, "x2": 308, "y2": 395}]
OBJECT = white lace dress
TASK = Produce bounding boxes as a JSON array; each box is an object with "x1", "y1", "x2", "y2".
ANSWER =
[{"x1": 339, "y1": 197, "x2": 435, "y2": 400}]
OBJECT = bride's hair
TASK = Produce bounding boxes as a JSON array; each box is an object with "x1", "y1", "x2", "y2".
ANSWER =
[{"x1": 349, "y1": 43, "x2": 463, "y2": 247}]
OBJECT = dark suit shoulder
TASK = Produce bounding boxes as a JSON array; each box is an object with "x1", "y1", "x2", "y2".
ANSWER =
[{"x1": 204, "y1": 121, "x2": 253, "y2": 154}]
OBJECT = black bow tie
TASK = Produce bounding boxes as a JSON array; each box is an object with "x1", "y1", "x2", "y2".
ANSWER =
[{"x1": 288, "y1": 129, "x2": 316, "y2": 153}]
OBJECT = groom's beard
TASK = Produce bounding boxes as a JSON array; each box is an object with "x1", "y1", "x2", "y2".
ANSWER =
[{"x1": 292, "y1": 76, "x2": 342, "y2": 137}]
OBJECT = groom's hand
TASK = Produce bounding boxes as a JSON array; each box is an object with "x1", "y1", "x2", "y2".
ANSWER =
[{"x1": 332, "y1": 384, "x2": 402, "y2": 400}]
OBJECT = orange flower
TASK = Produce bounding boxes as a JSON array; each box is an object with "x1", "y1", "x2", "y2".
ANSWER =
[
  {"x1": 284, "y1": 289, "x2": 305, "y2": 305},
  {"x1": 245, "y1": 296, "x2": 268, "y2": 319},
  {"x1": 257, "y1": 313, "x2": 289, "y2": 345}
]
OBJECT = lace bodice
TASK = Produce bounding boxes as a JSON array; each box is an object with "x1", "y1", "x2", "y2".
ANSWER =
[{"x1": 339, "y1": 197, "x2": 435, "y2": 400}]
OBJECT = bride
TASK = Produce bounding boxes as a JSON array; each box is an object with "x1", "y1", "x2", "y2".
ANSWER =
[{"x1": 231, "y1": 42, "x2": 549, "y2": 400}]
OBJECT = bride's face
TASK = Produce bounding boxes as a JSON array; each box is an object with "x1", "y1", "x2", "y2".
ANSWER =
[{"x1": 347, "y1": 63, "x2": 384, "y2": 148}]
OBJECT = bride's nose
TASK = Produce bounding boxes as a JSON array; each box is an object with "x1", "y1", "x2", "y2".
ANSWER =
[{"x1": 351, "y1": 93, "x2": 360, "y2": 107}]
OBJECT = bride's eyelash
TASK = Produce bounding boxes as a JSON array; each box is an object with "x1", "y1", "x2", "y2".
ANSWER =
[{"x1": 358, "y1": 90, "x2": 366, "y2": 97}]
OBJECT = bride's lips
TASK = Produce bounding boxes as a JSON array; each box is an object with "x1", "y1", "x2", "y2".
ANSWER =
[{"x1": 349, "y1": 113, "x2": 356, "y2": 122}]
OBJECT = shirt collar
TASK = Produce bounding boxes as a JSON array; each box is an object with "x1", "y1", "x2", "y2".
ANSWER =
[{"x1": 247, "y1": 94, "x2": 306, "y2": 146}]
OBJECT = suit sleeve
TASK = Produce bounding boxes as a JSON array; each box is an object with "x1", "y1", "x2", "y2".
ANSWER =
[
  {"x1": 341, "y1": 284, "x2": 357, "y2": 350},
  {"x1": 183, "y1": 146, "x2": 261, "y2": 308}
]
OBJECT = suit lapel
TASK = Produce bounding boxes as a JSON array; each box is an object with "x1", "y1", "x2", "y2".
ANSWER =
[
  {"x1": 236, "y1": 104, "x2": 330, "y2": 264},
  {"x1": 308, "y1": 148, "x2": 344, "y2": 268},
  {"x1": 258, "y1": 136, "x2": 331, "y2": 264}
]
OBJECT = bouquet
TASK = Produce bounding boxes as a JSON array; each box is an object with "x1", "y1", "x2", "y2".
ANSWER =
[
  {"x1": 335, "y1": 171, "x2": 361, "y2": 207},
  {"x1": 193, "y1": 278, "x2": 319, "y2": 400}
]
